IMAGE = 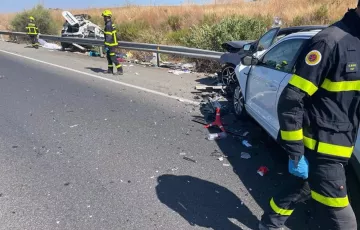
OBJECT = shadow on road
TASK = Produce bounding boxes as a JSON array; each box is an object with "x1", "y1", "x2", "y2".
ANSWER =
[
  {"x1": 85, "y1": 67, "x2": 106, "y2": 73},
  {"x1": 193, "y1": 104, "x2": 311, "y2": 229},
  {"x1": 156, "y1": 174, "x2": 258, "y2": 230}
]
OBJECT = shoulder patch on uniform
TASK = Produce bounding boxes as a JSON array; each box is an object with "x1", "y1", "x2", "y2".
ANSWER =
[{"x1": 305, "y1": 50, "x2": 322, "y2": 66}]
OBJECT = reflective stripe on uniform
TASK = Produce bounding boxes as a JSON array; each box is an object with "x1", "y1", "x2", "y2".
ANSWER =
[
  {"x1": 270, "y1": 198, "x2": 294, "y2": 216},
  {"x1": 303, "y1": 136, "x2": 353, "y2": 158},
  {"x1": 321, "y1": 78, "x2": 360, "y2": 92},
  {"x1": 105, "y1": 42, "x2": 117, "y2": 46},
  {"x1": 116, "y1": 64, "x2": 122, "y2": 68},
  {"x1": 110, "y1": 53, "x2": 115, "y2": 56},
  {"x1": 311, "y1": 190, "x2": 349, "y2": 208},
  {"x1": 280, "y1": 129, "x2": 303, "y2": 141},
  {"x1": 108, "y1": 65, "x2": 113, "y2": 67},
  {"x1": 288, "y1": 74, "x2": 318, "y2": 96},
  {"x1": 303, "y1": 136, "x2": 316, "y2": 150}
]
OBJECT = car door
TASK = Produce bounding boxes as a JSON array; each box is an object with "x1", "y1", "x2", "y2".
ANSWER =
[{"x1": 245, "y1": 38, "x2": 307, "y2": 137}]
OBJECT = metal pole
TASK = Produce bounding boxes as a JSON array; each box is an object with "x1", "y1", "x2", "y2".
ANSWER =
[{"x1": 156, "y1": 46, "x2": 160, "y2": 67}]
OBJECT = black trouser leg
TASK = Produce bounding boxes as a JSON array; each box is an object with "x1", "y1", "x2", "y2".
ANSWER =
[
  {"x1": 108, "y1": 47, "x2": 123, "y2": 74},
  {"x1": 307, "y1": 161, "x2": 357, "y2": 230},
  {"x1": 261, "y1": 156, "x2": 358, "y2": 230},
  {"x1": 261, "y1": 177, "x2": 311, "y2": 229},
  {"x1": 106, "y1": 49, "x2": 113, "y2": 73}
]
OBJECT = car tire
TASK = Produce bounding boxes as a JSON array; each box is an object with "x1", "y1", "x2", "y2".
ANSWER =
[
  {"x1": 221, "y1": 64, "x2": 237, "y2": 89},
  {"x1": 233, "y1": 85, "x2": 247, "y2": 119}
]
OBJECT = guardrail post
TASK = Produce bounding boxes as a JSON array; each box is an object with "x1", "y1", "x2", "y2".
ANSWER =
[
  {"x1": 156, "y1": 46, "x2": 160, "y2": 67},
  {"x1": 99, "y1": 46, "x2": 104, "y2": 58}
]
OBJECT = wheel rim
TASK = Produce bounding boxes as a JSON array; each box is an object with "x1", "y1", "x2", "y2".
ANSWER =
[
  {"x1": 222, "y1": 66, "x2": 236, "y2": 86},
  {"x1": 233, "y1": 87, "x2": 244, "y2": 115}
]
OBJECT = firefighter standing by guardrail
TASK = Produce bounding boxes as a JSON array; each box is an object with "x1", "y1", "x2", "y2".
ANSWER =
[
  {"x1": 102, "y1": 10, "x2": 123, "y2": 75},
  {"x1": 259, "y1": 3, "x2": 360, "y2": 230},
  {"x1": 26, "y1": 16, "x2": 39, "y2": 49}
]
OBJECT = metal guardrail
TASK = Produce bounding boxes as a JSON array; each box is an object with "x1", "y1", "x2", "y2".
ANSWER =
[{"x1": 0, "y1": 31, "x2": 223, "y2": 64}]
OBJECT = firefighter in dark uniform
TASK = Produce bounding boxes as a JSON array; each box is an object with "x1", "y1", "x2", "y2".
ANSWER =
[
  {"x1": 259, "y1": 3, "x2": 360, "y2": 230},
  {"x1": 26, "y1": 16, "x2": 39, "y2": 49},
  {"x1": 102, "y1": 10, "x2": 123, "y2": 75}
]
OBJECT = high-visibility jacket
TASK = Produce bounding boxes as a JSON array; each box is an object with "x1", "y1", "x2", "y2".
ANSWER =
[
  {"x1": 277, "y1": 9, "x2": 360, "y2": 164},
  {"x1": 104, "y1": 20, "x2": 117, "y2": 47},
  {"x1": 26, "y1": 22, "x2": 38, "y2": 35}
]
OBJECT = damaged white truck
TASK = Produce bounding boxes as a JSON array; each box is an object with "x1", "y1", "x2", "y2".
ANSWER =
[{"x1": 61, "y1": 11, "x2": 104, "y2": 51}]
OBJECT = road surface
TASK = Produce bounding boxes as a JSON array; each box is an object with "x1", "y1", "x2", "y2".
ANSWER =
[{"x1": 0, "y1": 41, "x2": 358, "y2": 230}]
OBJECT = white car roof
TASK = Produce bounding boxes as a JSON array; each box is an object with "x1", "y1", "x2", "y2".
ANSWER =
[{"x1": 280, "y1": 30, "x2": 321, "y2": 40}]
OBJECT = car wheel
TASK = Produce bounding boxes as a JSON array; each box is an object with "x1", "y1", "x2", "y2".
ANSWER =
[
  {"x1": 221, "y1": 64, "x2": 237, "y2": 87},
  {"x1": 233, "y1": 85, "x2": 247, "y2": 119}
]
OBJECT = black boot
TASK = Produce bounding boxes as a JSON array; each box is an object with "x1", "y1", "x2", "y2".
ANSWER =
[
  {"x1": 107, "y1": 68, "x2": 113, "y2": 74},
  {"x1": 114, "y1": 66, "x2": 123, "y2": 75}
]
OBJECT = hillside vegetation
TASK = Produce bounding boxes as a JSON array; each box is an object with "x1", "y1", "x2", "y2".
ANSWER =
[{"x1": 0, "y1": 0, "x2": 356, "y2": 52}]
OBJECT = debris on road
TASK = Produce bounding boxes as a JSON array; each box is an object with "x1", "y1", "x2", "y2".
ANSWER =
[
  {"x1": 38, "y1": 39, "x2": 62, "y2": 50},
  {"x1": 183, "y1": 156, "x2": 196, "y2": 163},
  {"x1": 70, "y1": 124, "x2": 79, "y2": 128},
  {"x1": 240, "y1": 152, "x2": 251, "y2": 159},
  {"x1": 171, "y1": 167, "x2": 179, "y2": 172},
  {"x1": 179, "y1": 152, "x2": 186, "y2": 156},
  {"x1": 207, "y1": 132, "x2": 227, "y2": 140},
  {"x1": 195, "y1": 85, "x2": 225, "y2": 91},
  {"x1": 223, "y1": 163, "x2": 230, "y2": 167},
  {"x1": 168, "y1": 69, "x2": 191, "y2": 75},
  {"x1": 218, "y1": 157, "x2": 224, "y2": 161},
  {"x1": 257, "y1": 166, "x2": 269, "y2": 176},
  {"x1": 242, "y1": 131, "x2": 249, "y2": 137},
  {"x1": 242, "y1": 140, "x2": 252, "y2": 148}
]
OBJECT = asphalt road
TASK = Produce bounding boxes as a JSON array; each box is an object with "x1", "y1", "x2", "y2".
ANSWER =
[{"x1": 0, "y1": 42, "x2": 358, "y2": 230}]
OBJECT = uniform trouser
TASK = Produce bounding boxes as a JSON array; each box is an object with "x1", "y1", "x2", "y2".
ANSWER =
[
  {"x1": 261, "y1": 153, "x2": 357, "y2": 230},
  {"x1": 106, "y1": 47, "x2": 121, "y2": 71},
  {"x1": 29, "y1": 35, "x2": 39, "y2": 48}
]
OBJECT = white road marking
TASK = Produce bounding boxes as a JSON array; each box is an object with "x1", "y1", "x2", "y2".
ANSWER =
[{"x1": 0, "y1": 49, "x2": 199, "y2": 105}]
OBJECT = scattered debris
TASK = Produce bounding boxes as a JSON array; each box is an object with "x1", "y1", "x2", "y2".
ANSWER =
[
  {"x1": 242, "y1": 140, "x2": 252, "y2": 147},
  {"x1": 257, "y1": 166, "x2": 269, "y2": 176},
  {"x1": 223, "y1": 163, "x2": 230, "y2": 167},
  {"x1": 195, "y1": 85, "x2": 225, "y2": 91},
  {"x1": 207, "y1": 132, "x2": 227, "y2": 141},
  {"x1": 70, "y1": 124, "x2": 79, "y2": 128},
  {"x1": 168, "y1": 70, "x2": 191, "y2": 75},
  {"x1": 179, "y1": 152, "x2": 186, "y2": 156},
  {"x1": 218, "y1": 157, "x2": 224, "y2": 161},
  {"x1": 38, "y1": 39, "x2": 62, "y2": 50},
  {"x1": 240, "y1": 152, "x2": 251, "y2": 159},
  {"x1": 183, "y1": 156, "x2": 196, "y2": 163},
  {"x1": 249, "y1": 188, "x2": 252, "y2": 191},
  {"x1": 171, "y1": 167, "x2": 179, "y2": 172},
  {"x1": 135, "y1": 72, "x2": 139, "y2": 75},
  {"x1": 242, "y1": 131, "x2": 249, "y2": 137}
]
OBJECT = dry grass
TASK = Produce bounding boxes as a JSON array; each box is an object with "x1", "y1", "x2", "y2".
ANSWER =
[{"x1": 0, "y1": 0, "x2": 356, "y2": 31}]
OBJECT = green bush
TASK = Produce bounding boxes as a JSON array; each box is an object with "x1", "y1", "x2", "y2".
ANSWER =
[
  {"x1": 292, "y1": 16, "x2": 307, "y2": 26},
  {"x1": 10, "y1": 4, "x2": 58, "y2": 35},
  {"x1": 165, "y1": 29, "x2": 190, "y2": 45},
  {"x1": 310, "y1": 5, "x2": 329, "y2": 24},
  {"x1": 199, "y1": 13, "x2": 219, "y2": 26},
  {"x1": 167, "y1": 15, "x2": 182, "y2": 31},
  {"x1": 182, "y1": 15, "x2": 271, "y2": 51},
  {"x1": 117, "y1": 20, "x2": 150, "y2": 41}
]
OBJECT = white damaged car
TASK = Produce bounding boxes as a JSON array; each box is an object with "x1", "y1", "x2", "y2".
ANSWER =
[{"x1": 233, "y1": 29, "x2": 360, "y2": 179}]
